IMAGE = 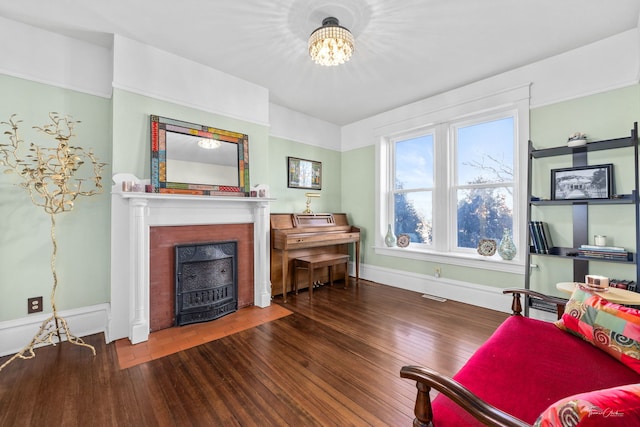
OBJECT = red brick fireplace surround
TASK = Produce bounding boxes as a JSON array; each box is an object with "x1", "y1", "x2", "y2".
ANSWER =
[{"x1": 149, "y1": 224, "x2": 254, "y2": 331}]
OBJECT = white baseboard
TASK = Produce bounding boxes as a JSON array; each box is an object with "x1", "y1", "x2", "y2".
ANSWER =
[
  {"x1": 358, "y1": 263, "x2": 514, "y2": 314},
  {"x1": 0, "y1": 303, "x2": 110, "y2": 357}
]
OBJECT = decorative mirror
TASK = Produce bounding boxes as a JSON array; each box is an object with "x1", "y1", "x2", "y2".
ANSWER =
[{"x1": 150, "y1": 115, "x2": 249, "y2": 196}]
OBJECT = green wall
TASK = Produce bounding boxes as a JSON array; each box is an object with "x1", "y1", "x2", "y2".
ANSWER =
[
  {"x1": 341, "y1": 84, "x2": 640, "y2": 292},
  {"x1": 0, "y1": 75, "x2": 112, "y2": 321},
  {"x1": 268, "y1": 136, "x2": 342, "y2": 214},
  {"x1": 112, "y1": 89, "x2": 270, "y2": 186}
]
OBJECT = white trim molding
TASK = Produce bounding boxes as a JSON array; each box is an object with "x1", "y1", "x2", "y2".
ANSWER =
[
  {"x1": 113, "y1": 35, "x2": 270, "y2": 127},
  {"x1": 0, "y1": 16, "x2": 113, "y2": 99},
  {"x1": 374, "y1": 84, "x2": 530, "y2": 272},
  {"x1": 0, "y1": 303, "x2": 109, "y2": 358},
  {"x1": 359, "y1": 262, "x2": 514, "y2": 314}
]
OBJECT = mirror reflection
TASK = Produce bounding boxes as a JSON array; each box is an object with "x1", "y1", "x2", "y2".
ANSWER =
[
  {"x1": 150, "y1": 115, "x2": 250, "y2": 196},
  {"x1": 166, "y1": 132, "x2": 239, "y2": 186}
]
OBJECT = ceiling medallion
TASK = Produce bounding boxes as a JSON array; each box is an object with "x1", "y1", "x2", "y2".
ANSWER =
[{"x1": 308, "y1": 17, "x2": 354, "y2": 66}]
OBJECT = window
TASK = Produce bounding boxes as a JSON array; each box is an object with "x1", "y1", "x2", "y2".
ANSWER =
[
  {"x1": 390, "y1": 114, "x2": 515, "y2": 254},
  {"x1": 377, "y1": 84, "x2": 529, "y2": 273},
  {"x1": 453, "y1": 116, "x2": 514, "y2": 251},
  {"x1": 392, "y1": 132, "x2": 434, "y2": 245}
]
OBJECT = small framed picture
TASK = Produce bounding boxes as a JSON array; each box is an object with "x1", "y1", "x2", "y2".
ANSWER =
[
  {"x1": 287, "y1": 157, "x2": 322, "y2": 190},
  {"x1": 551, "y1": 164, "x2": 613, "y2": 200}
]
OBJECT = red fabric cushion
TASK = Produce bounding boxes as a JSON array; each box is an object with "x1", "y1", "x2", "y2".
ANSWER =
[{"x1": 430, "y1": 316, "x2": 640, "y2": 426}]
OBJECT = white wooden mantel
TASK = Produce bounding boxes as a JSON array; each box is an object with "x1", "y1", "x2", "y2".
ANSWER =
[{"x1": 109, "y1": 173, "x2": 273, "y2": 344}]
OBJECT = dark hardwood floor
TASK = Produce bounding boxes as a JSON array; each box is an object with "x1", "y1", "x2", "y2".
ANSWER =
[{"x1": 0, "y1": 279, "x2": 509, "y2": 426}]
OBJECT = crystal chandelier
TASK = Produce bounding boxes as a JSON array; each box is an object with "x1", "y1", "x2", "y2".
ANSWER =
[{"x1": 308, "y1": 17, "x2": 354, "y2": 66}]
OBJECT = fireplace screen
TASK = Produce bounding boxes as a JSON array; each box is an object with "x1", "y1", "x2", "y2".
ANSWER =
[{"x1": 175, "y1": 241, "x2": 238, "y2": 326}]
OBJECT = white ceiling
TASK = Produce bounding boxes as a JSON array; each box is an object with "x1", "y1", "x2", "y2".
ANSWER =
[{"x1": 1, "y1": 0, "x2": 639, "y2": 126}]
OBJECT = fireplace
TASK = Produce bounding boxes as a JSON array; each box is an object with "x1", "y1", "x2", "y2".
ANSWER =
[
  {"x1": 110, "y1": 173, "x2": 273, "y2": 345},
  {"x1": 175, "y1": 241, "x2": 238, "y2": 326},
  {"x1": 148, "y1": 223, "x2": 254, "y2": 331}
]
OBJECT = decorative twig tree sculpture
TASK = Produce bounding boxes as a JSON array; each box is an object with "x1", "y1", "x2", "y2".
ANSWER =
[{"x1": 0, "y1": 113, "x2": 106, "y2": 372}]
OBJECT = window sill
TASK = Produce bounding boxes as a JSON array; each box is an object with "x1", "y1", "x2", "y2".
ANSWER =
[{"x1": 374, "y1": 245, "x2": 525, "y2": 275}]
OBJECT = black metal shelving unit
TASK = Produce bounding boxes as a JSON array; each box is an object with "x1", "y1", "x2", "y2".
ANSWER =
[{"x1": 524, "y1": 123, "x2": 640, "y2": 314}]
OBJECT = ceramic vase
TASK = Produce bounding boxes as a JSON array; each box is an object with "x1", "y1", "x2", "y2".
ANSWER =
[
  {"x1": 384, "y1": 224, "x2": 397, "y2": 247},
  {"x1": 498, "y1": 228, "x2": 517, "y2": 260}
]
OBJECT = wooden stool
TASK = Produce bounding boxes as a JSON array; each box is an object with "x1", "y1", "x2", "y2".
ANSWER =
[{"x1": 293, "y1": 253, "x2": 350, "y2": 300}]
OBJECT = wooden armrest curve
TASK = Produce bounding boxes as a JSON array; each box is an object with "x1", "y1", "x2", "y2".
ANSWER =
[
  {"x1": 503, "y1": 288, "x2": 567, "y2": 318},
  {"x1": 400, "y1": 365, "x2": 531, "y2": 427}
]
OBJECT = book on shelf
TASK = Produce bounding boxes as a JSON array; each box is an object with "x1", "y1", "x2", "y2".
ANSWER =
[
  {"x1": 577, "y1": 251, "x2": 632, "y2": 261},
  {"x1": 528, "y1": 222, "x2": 541, "y2": 253},
  {"x1": 529, "y1": 221, "x2": 553, "y2": 254},
  {"x1": 539, "y1": 222, "x2": 553, "y2": 254},
  {"x1": 579, "y1": 244, "x2": 626, "y2": 252},
  {"x1": 577, "y1": 245, "x2": 632, "y2": 261}
]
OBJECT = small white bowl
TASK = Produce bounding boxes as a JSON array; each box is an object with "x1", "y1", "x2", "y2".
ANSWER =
[{"x1": 567, "y1": 139, "x2": 587, "y2": 147}]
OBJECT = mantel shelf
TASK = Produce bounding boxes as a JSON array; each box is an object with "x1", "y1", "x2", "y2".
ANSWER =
[
  {"x1": 111, "y1": 172, "x2": 274, "y2": 203},
  {"x1": 116, "y1": 191, "x2": 275, "y2": 203}
]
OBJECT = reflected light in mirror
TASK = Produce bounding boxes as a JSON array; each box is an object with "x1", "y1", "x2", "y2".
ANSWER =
[
  {"x1": 197, "y1": 138, "x2": 221, "y2": 149},
  {"x1": 166, "y1": 132, "x2": 239, "y2": 186}
]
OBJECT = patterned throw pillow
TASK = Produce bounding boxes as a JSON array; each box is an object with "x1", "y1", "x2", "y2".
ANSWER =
[
  {"x1": 555, "y1": 286, "x2": 640, "y2": 374},
  {"x1": 534, "y1": 383, "x2": 640, "y2": 427}
]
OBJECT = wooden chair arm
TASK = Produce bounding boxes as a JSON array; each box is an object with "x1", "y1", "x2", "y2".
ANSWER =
[
  {"x1": 503, "y1": 288, "x2": 567, "y2": 319},
  {"x1": 400, "y1": 365, "x2": 531, "y2": 427}
]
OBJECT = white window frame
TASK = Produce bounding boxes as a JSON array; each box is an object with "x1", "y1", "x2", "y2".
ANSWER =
[
  {"x1": 389, "y1": 127, "x2": 436, "y2": 247},
  {"x1": 374, "y1": 85, "x2": 530, "y2": 274},
  {"x1": 448, "y1": 111, "x2": 517, "y2": 254}
]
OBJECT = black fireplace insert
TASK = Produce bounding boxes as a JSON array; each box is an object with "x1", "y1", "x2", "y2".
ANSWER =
[{"x1": 174, "y1": 240, "x2": 238, "y2": 326}]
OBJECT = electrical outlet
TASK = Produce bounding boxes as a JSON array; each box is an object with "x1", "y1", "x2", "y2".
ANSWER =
[
  {"x1": 434, "y1": 267, "x2": 441, "y2": 278},
  {"x1": 28, "y1": 296, "x2": 43, "y2": 314}
]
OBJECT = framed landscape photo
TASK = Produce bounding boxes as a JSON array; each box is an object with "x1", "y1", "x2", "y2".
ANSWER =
[
  {"x1": 287, "y1": 157, "x2": 322, "y2": 190},
  {"x1": 551, "y1": 164, "x2": 613, "y2": 201}
]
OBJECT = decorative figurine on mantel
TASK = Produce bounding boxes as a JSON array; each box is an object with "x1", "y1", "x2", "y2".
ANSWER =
[{"x1": 0, "y1": 113, "x2": 106, "y2": 372}]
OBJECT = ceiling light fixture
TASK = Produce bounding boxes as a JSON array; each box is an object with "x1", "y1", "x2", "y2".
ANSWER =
[
  {"x1": 308, "y1": 17, "x2": 354, "y2": 66},
  {"x1": 197, "y1": 138, "x2": 221, "y2": 150}
]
